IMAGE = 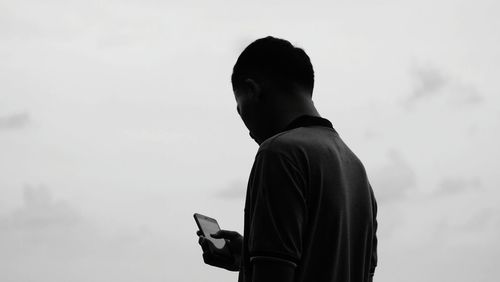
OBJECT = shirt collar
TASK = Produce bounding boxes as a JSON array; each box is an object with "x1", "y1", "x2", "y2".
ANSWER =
[{"x1": 284, "y1": 115, "x2": 335, "y2": 132}]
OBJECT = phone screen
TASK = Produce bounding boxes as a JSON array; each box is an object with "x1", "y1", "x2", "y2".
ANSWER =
[{"x1": 194, "y1": 214, "x2": 226, "y2": 249}]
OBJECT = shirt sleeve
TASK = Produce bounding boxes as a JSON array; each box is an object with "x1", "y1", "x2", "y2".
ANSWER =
[{"x1": 247, "y1": 149, "x2": 307, "y2": 267}]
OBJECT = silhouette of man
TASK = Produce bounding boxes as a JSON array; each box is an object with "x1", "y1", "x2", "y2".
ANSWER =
[{"x1": 197, "y1": 36, "x2": 378, "y2": 282}]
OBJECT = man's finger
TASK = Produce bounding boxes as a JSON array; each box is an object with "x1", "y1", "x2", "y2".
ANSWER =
[
  {"x1": 211, "y1": 230, "x2": 240, "y2": 240},
  {"x1": 196, "y1": 230, "x2": 203, "y2": 236},
  {"x1": 198, "y1": 237, "x2": 210, "y2": 251},
  {"x1": 198, "y1": 236, "x2": 217, "y2": 254}
]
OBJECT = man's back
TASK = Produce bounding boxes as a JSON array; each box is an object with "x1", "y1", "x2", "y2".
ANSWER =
[{"x1": 240, "y1": 116, "x2": 377, "y2": 282}]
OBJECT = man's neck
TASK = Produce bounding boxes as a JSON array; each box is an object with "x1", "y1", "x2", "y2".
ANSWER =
[{"x1": 272, "y1": 95, "x2": 320, "y2": 134}]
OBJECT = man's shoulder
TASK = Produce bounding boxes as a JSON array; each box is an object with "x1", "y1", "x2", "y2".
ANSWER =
[{"x1": 259, "y1": 126, "x2": 337, "y2": 154}]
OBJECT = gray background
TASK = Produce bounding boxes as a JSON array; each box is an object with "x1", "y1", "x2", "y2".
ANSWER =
[{"x1": 1, "y1": 0, "x2": 499, "y2": 281}]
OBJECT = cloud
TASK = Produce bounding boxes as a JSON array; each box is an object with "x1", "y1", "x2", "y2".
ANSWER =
[
  {"x1": 370, "y1": 150, "x2": 416, "y2": 203},
  {"x1": 434, "y1": 177, "x2": 482, "y2": 197},
  {"x1": 448, "y1": 82, "x2": 483, "y2": 106},
  {"x1": 410, "y1": 65, "x2": 448, "y2": 100},
  {"x1": 0, "y1": 184, "x2": 81, "y2": 230},
  {"x1": 405, "y1": 64, "x2": 483, "y2": 107},
  {"x1": 0, "y1": 185, "x2": 178, "y2": 282},
  {"x1": 0, "y1": 112, "x2": 31, "y2": 130}
]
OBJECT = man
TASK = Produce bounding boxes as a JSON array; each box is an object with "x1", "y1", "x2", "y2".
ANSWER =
[{"x1": 197, "y1": 36, "x2": 378, "y2": 282}]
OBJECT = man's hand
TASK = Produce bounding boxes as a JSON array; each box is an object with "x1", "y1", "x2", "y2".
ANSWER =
[{"x1": 196, "y1": 229, "x2": 243, "y2": 271}]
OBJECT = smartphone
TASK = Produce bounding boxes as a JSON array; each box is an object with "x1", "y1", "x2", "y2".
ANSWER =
[{"x1": 193, "y1": 213, "x2": 231, "y2": 257}]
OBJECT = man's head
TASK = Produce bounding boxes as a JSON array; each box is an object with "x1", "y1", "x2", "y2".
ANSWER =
[
  {"x1": 231, "y1": 36, "x2": 314, "y2": 95},
  {"x1": 231, "y1": 36, "x2": 316, "y2": 144}
]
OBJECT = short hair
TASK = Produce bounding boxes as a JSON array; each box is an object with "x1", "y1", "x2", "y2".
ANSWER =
[{"x1": 231, "y1": 36, "x2": 314, "y2": 95}]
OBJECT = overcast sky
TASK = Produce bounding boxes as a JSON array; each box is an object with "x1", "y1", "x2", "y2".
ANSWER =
[{"x1": 1, "y1": 0, "x2": 499, "y2": 281}]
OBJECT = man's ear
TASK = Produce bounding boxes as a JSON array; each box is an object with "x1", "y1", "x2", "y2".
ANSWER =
[{"x1": 243, "y1": 78, "x2": 263, "y2": 101}]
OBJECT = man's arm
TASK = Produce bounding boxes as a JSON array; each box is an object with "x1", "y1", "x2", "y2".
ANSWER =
[
  {"x1": 252, "y1": 259, "x2": 295, "y2": 282},
  {"x1": 248, "y1": 149, "x2": 306, "y2": 282},
  {"x1": 369, "y1": 184, "x2": 378, "y2": 281}
]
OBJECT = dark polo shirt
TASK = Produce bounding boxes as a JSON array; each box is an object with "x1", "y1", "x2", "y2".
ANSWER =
[{"x1": 239, "y1": 116, "x2": 377, "y2": 282}]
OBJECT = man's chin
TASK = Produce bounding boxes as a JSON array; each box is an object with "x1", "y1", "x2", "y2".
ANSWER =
[{"x1": 249, "y1": 132, "x2": 264, "y2": 145}]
